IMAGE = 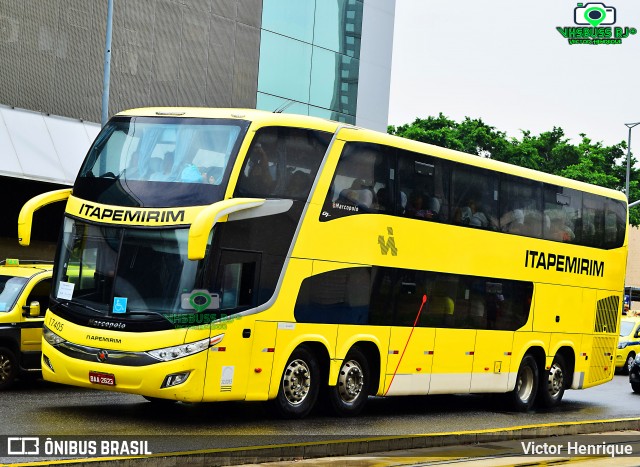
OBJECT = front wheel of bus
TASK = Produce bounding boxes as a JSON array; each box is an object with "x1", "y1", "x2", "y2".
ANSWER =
[
  {"x1": 272, "y1": 346, "x2": 320, "y2": 419},
  {"x1": 508, "y1": 354, "x2": 538, "y2": 411},
  {"x1": 537, "y1": 354, "x2": 566, "y2": 409},
  {"x1": 328, "y1": 348, "x2": 370, "y2": 416}
]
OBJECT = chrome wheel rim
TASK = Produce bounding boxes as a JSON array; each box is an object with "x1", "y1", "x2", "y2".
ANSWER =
[
  {"x1": 337, "y1": 359, "x2": 364, "y2": 403},
  {"x1": 517, "y1": 365, "x2": 534, "y2": 402},
  {"x1": 0, "y1": 353, "x2": 12, "y2": 384},
  {"x1": 282, "y1": 359, "x2": 311, "y2": 405},
  {"x1": 547, "y1": 362, "x2": 564, "y2": 398}
]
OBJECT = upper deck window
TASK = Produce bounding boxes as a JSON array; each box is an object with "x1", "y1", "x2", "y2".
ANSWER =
[
  {"x1": 234, "y1": 126, "x2": 332, "y2": 200},
  {"x1": 75, "y1": 116, "x2": 249, "y2": 208}
]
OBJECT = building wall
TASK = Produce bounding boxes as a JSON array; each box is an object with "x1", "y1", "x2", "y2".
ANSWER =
[{"x1": 0, "y1": 0, "x2": 262, "y2": 123}]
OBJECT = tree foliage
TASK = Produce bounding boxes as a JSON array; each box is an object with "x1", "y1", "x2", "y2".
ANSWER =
[{"x1": 389, "y1": 114, "x2": 639, "y2": 225}]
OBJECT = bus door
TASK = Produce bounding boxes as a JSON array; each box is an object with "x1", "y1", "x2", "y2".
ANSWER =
[
  {"x1": 384, "y1": 273, "x2": 435, "y2": 396},
  {"x1": 202, "y1": 249, "x2": 261, "y2": 400}
]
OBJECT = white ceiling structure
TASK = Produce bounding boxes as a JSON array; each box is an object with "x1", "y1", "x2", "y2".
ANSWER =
[{"x1": 0, "y1": 105, "x2": 100, "y2": 185}]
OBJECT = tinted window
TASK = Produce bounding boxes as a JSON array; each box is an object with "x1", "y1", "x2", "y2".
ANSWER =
[
  {"x1": 322, "y1": 143, "x2": 393, "y2": 220},
  {"x1": 452, "y1": 166, "x2": 498, "y2": 230},
  {"x1": 234, "y1": 126, "x2": 332, "y2": 200},
  {"x1": 543, "y1": 185, "x2": 581, "y2": 244},
  {"x1": 499, "y1": 175, "x2": 543, "y2": 238},
  {"x1": 397, "y1": 150, "x2": 449, "y2": 222},
  {"x1": 294, "y1": 266, "x2": 532, "y2": 331}
]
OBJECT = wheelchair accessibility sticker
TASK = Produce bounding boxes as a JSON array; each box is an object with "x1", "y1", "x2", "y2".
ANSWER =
[{"x1": 112, "y1": 297, "x2": 128, "y2": 314}]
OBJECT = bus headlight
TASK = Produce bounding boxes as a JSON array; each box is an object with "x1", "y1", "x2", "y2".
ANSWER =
[
  {"x1": 618, "y1": 342, "x2": 628, "y2": 349},
  {"x1": 146, "y1": 337, "x2": 210, "y2": 362},
  {"x1": 43, "y1": 325, "x2": 66, "y2": 346}
]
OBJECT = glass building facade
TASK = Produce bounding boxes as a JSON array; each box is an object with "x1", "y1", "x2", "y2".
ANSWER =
[{"x1": 257, "y1": 0, "x2": 363, "y2": 124}]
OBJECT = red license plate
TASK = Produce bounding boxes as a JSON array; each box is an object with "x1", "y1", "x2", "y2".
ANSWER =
[{"x1": 89, "y1": 371, "x2": 116, "y2": 386}]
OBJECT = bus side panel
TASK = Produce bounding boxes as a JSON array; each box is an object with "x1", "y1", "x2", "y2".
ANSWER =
[
  {"x1": 202, "y1": 316, "x2": 254, "y2": 401},
  {"x1": 470, "y1": 330, "x2": 514, "y2": 393},
  {"x1": 508, "y1": 332, "x2": 551, "y2": 390},
  {"x1": 334, "y1": 324, "x2": 390, "y2": 393},
  {"x1": 384, "y1": 327, "x2": 434, "y2": 396},
  {"x1": 428, "y1": 328, "x2": 476, "y2": 394},
  {"x1": 245, "y1": 321, "x2": 277, "y2": 401},
  {"x1": 268, "y1": 323, "x2": 337, "y2": 399},
  {"x1": 532, "y1": 284, "x2": 589, "y2": 334}
]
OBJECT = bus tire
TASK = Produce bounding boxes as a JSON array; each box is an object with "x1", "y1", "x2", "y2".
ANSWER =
[
  {"x1": 328, "y1": 348, "x2": 370, "y2": 416},
  {"x1": 272, "y1": 345, "x2": 319, "y2": 419},
  {"x1": 0, "y1": 347, "x2": 18, "y2": 390},
  {"x1": 537, "y1": 354, "x2": 566, "y2": 408},
  {"x1": 507, "y1": 354, "x2": 538, "y2": 411}
]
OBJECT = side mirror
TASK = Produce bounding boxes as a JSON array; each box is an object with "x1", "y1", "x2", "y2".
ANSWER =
[{"x1": 28, "y1": 301, "x2": 40, "y2": 317}]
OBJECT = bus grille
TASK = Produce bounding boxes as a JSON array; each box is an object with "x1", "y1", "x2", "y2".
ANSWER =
[
  {"x1": 587, "y1": 335, "x2": 616, "y2": 385},
  {"x1": 593, "y1": 295, "x2": 619, "y2": 334}
]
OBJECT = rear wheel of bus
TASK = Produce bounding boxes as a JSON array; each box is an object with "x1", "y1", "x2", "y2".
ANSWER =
[
  {"x1": 272, "y1": 345, "x2": 320, "y2": 419},
  {"x1": 328, "y1": 347, "x2": 370, "y2": 416},
  {"x1": 508, "y1": 354, "x2": 538, "y2": 411},
  {"x1": 537, "y1": 354, "x2": 567, "y2": 408}
]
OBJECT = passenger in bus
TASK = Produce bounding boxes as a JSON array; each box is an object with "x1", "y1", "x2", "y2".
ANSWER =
[
  {"x1": 338, "y1": 179, "x2": 375, "y2": 210},
  {"x1": 242, "y1": 143, "x2": 276, "y2": 195},
  {"x1": 500, "y1": 208, "x2": 525, "y2": 234},
  {"x1": 205, "y1": 166, "x2": 223, "y2": 185},
  {"x1": 149, "y1": 152, "x2": 174, "y2": 181},
  {"x1": 406, "y1": 191, "x2": 440, "y2": 220},
  {"x1": 456, "y1": 198, "x2": 488, "y2": 228},
  {"x1": 547, "y1": 211, "x2": 575, "y2": 242}
]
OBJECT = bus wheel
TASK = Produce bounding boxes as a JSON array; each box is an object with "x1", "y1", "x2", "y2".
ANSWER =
[
  {"x1": 537, "y1": 355, "x2": 566, "y2": 408},
  {"x1": 272, "y1": 345, "x2": 319, "y2": 419},
  {"x1": 0, "y1": 347, "x2": 18, "y2": 390},
  {"x1": 507, "y1": 354, "x2": 538, "y2": 411},
  {"x1": 328, "y1": 348, "x2": 370, "y2": 416}
]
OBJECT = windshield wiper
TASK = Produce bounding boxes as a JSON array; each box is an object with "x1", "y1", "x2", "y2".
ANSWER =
[{"x1": 58, "y1": 300, "x2": 107, "y2": 315}]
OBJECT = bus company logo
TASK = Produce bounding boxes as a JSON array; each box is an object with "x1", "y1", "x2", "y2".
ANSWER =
[
  {"x1": 378, "y1": 227, "x2": 398, "y2": 256},
  {"x1": 556, "y1": 3, "x2": 637, "y2": 45},
  {"x1": 97, "y1": 350, "x2": 109, "y2": 362}
]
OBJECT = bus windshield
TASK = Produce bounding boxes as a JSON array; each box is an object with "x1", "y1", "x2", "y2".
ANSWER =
[
  {"x1": 53, "y1": 217, "x2": 212, "y2": 318},
  {"x1": 74, "y1": 116, "x2": 249, "y2": 208}
]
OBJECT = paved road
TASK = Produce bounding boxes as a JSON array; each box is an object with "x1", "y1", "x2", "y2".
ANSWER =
[{"x1": 2, "y1": 374, "x2": 639, "y2": 450}]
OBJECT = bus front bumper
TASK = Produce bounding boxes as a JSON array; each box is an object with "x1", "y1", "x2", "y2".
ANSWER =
[{"x1": 41, "y1": 340, "x2": 207, "y2": 402}]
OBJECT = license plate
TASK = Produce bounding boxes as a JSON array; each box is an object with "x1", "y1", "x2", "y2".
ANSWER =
[{"x1": 89, "y1": 371, "x2": 116, "y2": 386}]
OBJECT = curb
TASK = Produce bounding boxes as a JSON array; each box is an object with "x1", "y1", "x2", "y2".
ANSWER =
[{"x1": 7, "y1": 418, "x2": 640, "y2": 467}]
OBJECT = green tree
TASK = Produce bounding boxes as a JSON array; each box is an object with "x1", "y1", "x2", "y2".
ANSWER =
[{"x1": 389, "y1": 115, "x2": 639, "y2": 225}]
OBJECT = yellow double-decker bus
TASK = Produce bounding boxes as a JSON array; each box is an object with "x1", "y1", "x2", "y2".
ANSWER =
[{"x1": 20, "y1": 108, "x2": 627, "y2": 418}]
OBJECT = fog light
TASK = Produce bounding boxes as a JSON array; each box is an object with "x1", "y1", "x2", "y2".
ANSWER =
[
  {"x1": 43, "y1": 354, "x2": 54, "y2": 372},
  {"x1": 161, "y1": 371, "x2": 191, "y2": 388}
]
